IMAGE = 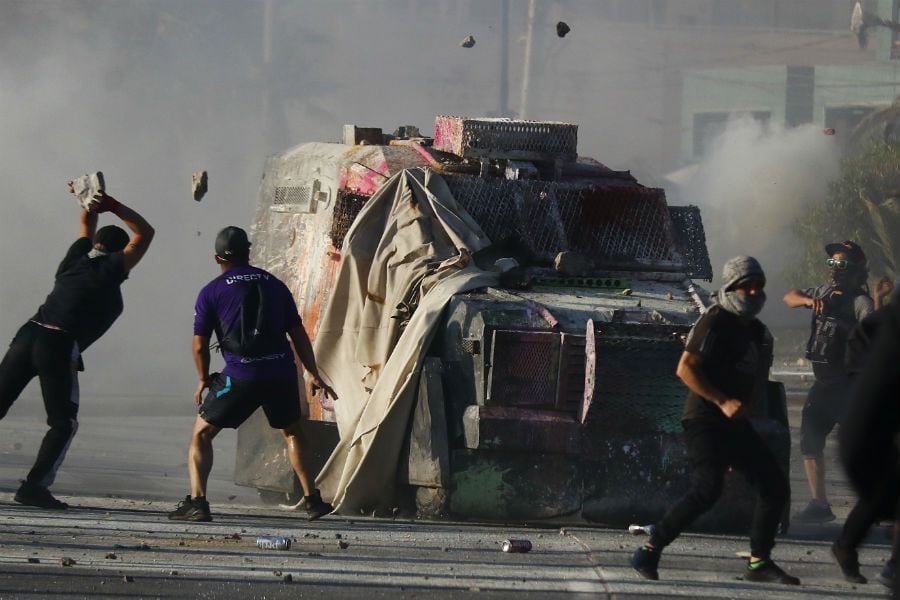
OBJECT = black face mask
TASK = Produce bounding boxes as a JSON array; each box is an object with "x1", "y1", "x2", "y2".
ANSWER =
[
  {"x1": 718, "y1": 289, "x2": 766, "y2": 318},
  {"x1": 830, "y1": 268, "x2": 860, "y2": 290}
]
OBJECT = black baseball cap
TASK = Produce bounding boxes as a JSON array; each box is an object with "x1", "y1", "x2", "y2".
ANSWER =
[
  {"x1": 215, "y1": 226, "x2": 251, "y2": 261},
  {"x1": 95, "y1": 225, "x2": 129, "y2": 253},
  {"x1": 825, "y1": 240, "x2": 866, "y2": 264}
]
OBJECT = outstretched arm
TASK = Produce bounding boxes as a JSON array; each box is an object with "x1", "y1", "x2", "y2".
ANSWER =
[
  {"x1": 287, "y1": 325, "x2": 337, "y2": 400},
  {"x1": 784, "y1": 288, "x2": 823, "y2": 314}
]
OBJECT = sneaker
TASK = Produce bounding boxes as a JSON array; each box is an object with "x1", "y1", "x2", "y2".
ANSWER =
[
  {"x1": 793, "y1": 500, "x2": 836, "y2": 523},
  {"x1": 831, "y1": 541, "x2": 867, "y2": 584},
  {"x1": 630, "y1": 545, "x2": 661, "y2": 581},
  {"x1": 168, "y1": 495, "x2": 212, "y2": 522},
  {"x1": 877, "y1": 559, "x2": 895, "y2": 588},
  {"x1": 304, "y1": 489, "x2": 333, "y2": 521},
  {"x1": 744, "y1": 559, "x2": 801, "y2": 585},
  {"x1": 14, "y1": 481, "x2": 68, "y2": 510}
]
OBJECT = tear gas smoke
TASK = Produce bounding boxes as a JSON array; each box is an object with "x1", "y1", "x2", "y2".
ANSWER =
[
  {"x1": 0, "y1": 2, "x2": 848, "y2": 401},
  {"x1": 680, "y1": 117, "x2": 841, "y2": 325},
  {"x1": 0, "y1": 2, "x2": 678, "y2": 400}
]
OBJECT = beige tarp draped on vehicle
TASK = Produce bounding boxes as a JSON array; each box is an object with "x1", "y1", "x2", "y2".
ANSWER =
[{"x1": 314, "y1": 167, "x2": 498, "y2": 513}]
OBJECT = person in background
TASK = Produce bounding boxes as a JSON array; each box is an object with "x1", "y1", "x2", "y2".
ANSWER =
[{"x1": 784, "y1": 241, "x2": 875, "y2": 523}]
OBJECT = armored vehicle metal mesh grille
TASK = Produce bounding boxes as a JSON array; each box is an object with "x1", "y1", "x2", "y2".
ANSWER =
[
  {"x1": 331, "y1": 191, "x2": 370, "y2": 249},
  {"x1": 484, "y1": 331, "x2": 586, "y2": 412},
  {"x1": 444, "y1": 175, "x2": 677, "y2": 266},
  {"x1": 487, "y1": 331, "x2": 559, "y2": 407},
  {"x1": 583, "y1": 324, "x2": 688, "y2": 439},
  {"x1": 274, "y1": 186, "x2": 312, "y2": 206},
  {"x1": 668, "y1": 205, "x2": 713, "y2": 281},
  {"x1": 434, "y1": 116, "x2": 577, "y2": 161},
  {"x1": 590, "y1": 338, "x2": 686, "y2": 434}
]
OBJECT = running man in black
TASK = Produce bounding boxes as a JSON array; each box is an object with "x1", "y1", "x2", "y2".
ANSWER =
[
  {"x1": 830, "y1": 277, "x2": 897, "y2": 586},
  {"x1": 0, "y1": 183, "x2": 154, "y2": 509},
  {"x1": 631, "y1": 256, "x2": 798, "y2": 585},
  {"x1": 841, "y1": 290, "x2": 900, "y2": 595}
]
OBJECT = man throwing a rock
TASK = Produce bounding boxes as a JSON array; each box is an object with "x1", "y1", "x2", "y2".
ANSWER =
[
  {"x1": 0, "y1": 183, "x2": 154, "y2": 509},
  {"x1": 784, "y1": 240, "x2": 875, "y2": 523}
]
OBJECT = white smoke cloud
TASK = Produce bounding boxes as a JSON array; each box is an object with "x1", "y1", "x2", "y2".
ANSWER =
[
  {"x1": 681, "y1": 116, "x2": 841, "y2": 325},
  {"x1": 1, "y1": 2, "x2": 843, "y2": 397}
]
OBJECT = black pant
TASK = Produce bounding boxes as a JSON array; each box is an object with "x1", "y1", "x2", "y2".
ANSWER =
[
  {"x1": 651, "y1": 417, "x2": 789, "y2": 558},
  {"x1": 838, "y1": 472, "x2": 899, "y2": 551},
  {"x1": 800, "y1": 377, "x2": 851, "y2": 458},
  {"x1": 0, "y1": 322, "x2": 79, "y2": 488}
]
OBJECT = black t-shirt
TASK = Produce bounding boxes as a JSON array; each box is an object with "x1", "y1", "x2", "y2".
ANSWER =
[
  {"x1": 681, "y1": 305, "x2": 773, "y2": 421},
  {"x1": 32, "y1": 237, "x2": 128, "y2": 351}
]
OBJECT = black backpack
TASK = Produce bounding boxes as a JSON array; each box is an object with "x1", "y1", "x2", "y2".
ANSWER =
[{"x1": 217, "y1": 279, "x2": 282, "y2": 357}]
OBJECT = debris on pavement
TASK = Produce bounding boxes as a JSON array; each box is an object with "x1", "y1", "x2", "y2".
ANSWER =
[{"x1": 501, "y1": 539, "x2": 532, "y2": 553}]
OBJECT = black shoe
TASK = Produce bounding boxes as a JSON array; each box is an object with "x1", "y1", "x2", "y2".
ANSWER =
[
  {"x1": 14, "y1": 481, "x2": 68, "y2": 510},
  {"x1": 631, "y1": 545, "x2": 661, "y2": 580},
  {"x1": 877, "y1": 559, "x2": 895, "y2": 588},
  {"x1": 744, "y1": 559, "x2": 800, "y2": 585},
  {"x1": 831, "y1": 541, "x2": 867, "y2": 584},
  {"x1": 304, "y1": 489, "x2": 333, "y2": 521},
  {"x1": 793, "y1": 500, "x2": 836, "y2": 523},
  {"x1": 168, "y1": 495, "x2": 212, "y2": 522}
]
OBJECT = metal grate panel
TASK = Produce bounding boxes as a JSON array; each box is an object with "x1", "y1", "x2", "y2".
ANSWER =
[
  {"x1": 668, "y1": 205, "x2": 713, "y2": 281},
  {"x1": 331, "y1": 191, "x2": 370, "y2": 249},
  {"x1": 444, "y1": 174, "x2": 678, "y2": 267},
  {"x1": 487, "y1": 330, "x2": 560, "y2": 407},
  {"x1": 434, "y1": 116, "x2": 578, "y2": 161},
  {"x1": 273, "y1": 185, "x2": 312, "y2": 207},
  {"x1": 583, "y1": 323, "x2": 688, "y2": 436}
]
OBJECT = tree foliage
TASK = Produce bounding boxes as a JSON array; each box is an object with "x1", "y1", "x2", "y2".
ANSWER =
[{"x1": 788, "y1": 139, "x2": 900, "y2": 285}]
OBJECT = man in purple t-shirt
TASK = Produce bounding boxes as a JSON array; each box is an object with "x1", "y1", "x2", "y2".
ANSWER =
[{"x1": 169, "y1": 226, "x2": 337, "y2": 522}]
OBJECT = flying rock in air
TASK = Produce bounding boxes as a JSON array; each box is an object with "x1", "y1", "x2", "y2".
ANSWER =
[
  {"x1": 192, "y1": 170, "x2": 208, "y2": 202},
  {"x1": 556, "y1": 21, "x2": 571, "y2": 38},
  {"x1": 460, "y1": 35, "x2": 475, "y2": 48}
]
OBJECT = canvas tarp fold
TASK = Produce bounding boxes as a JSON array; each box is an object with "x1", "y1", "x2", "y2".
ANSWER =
[{"x1": 314, "y1": 167, "x2": 498, "y2": 513}]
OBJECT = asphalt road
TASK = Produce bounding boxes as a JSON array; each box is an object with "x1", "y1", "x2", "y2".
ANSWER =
[{"x1": 0, "y1": 390, "x2": 893, "y2": 599}]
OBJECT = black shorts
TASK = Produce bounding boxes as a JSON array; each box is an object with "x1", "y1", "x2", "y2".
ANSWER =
[
  {"x1": 799, "y1": 377, "x2": 852, "y2": 458},
  {"x1": 199, "y1": 372, "x2": 301, "y2": 429}
]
